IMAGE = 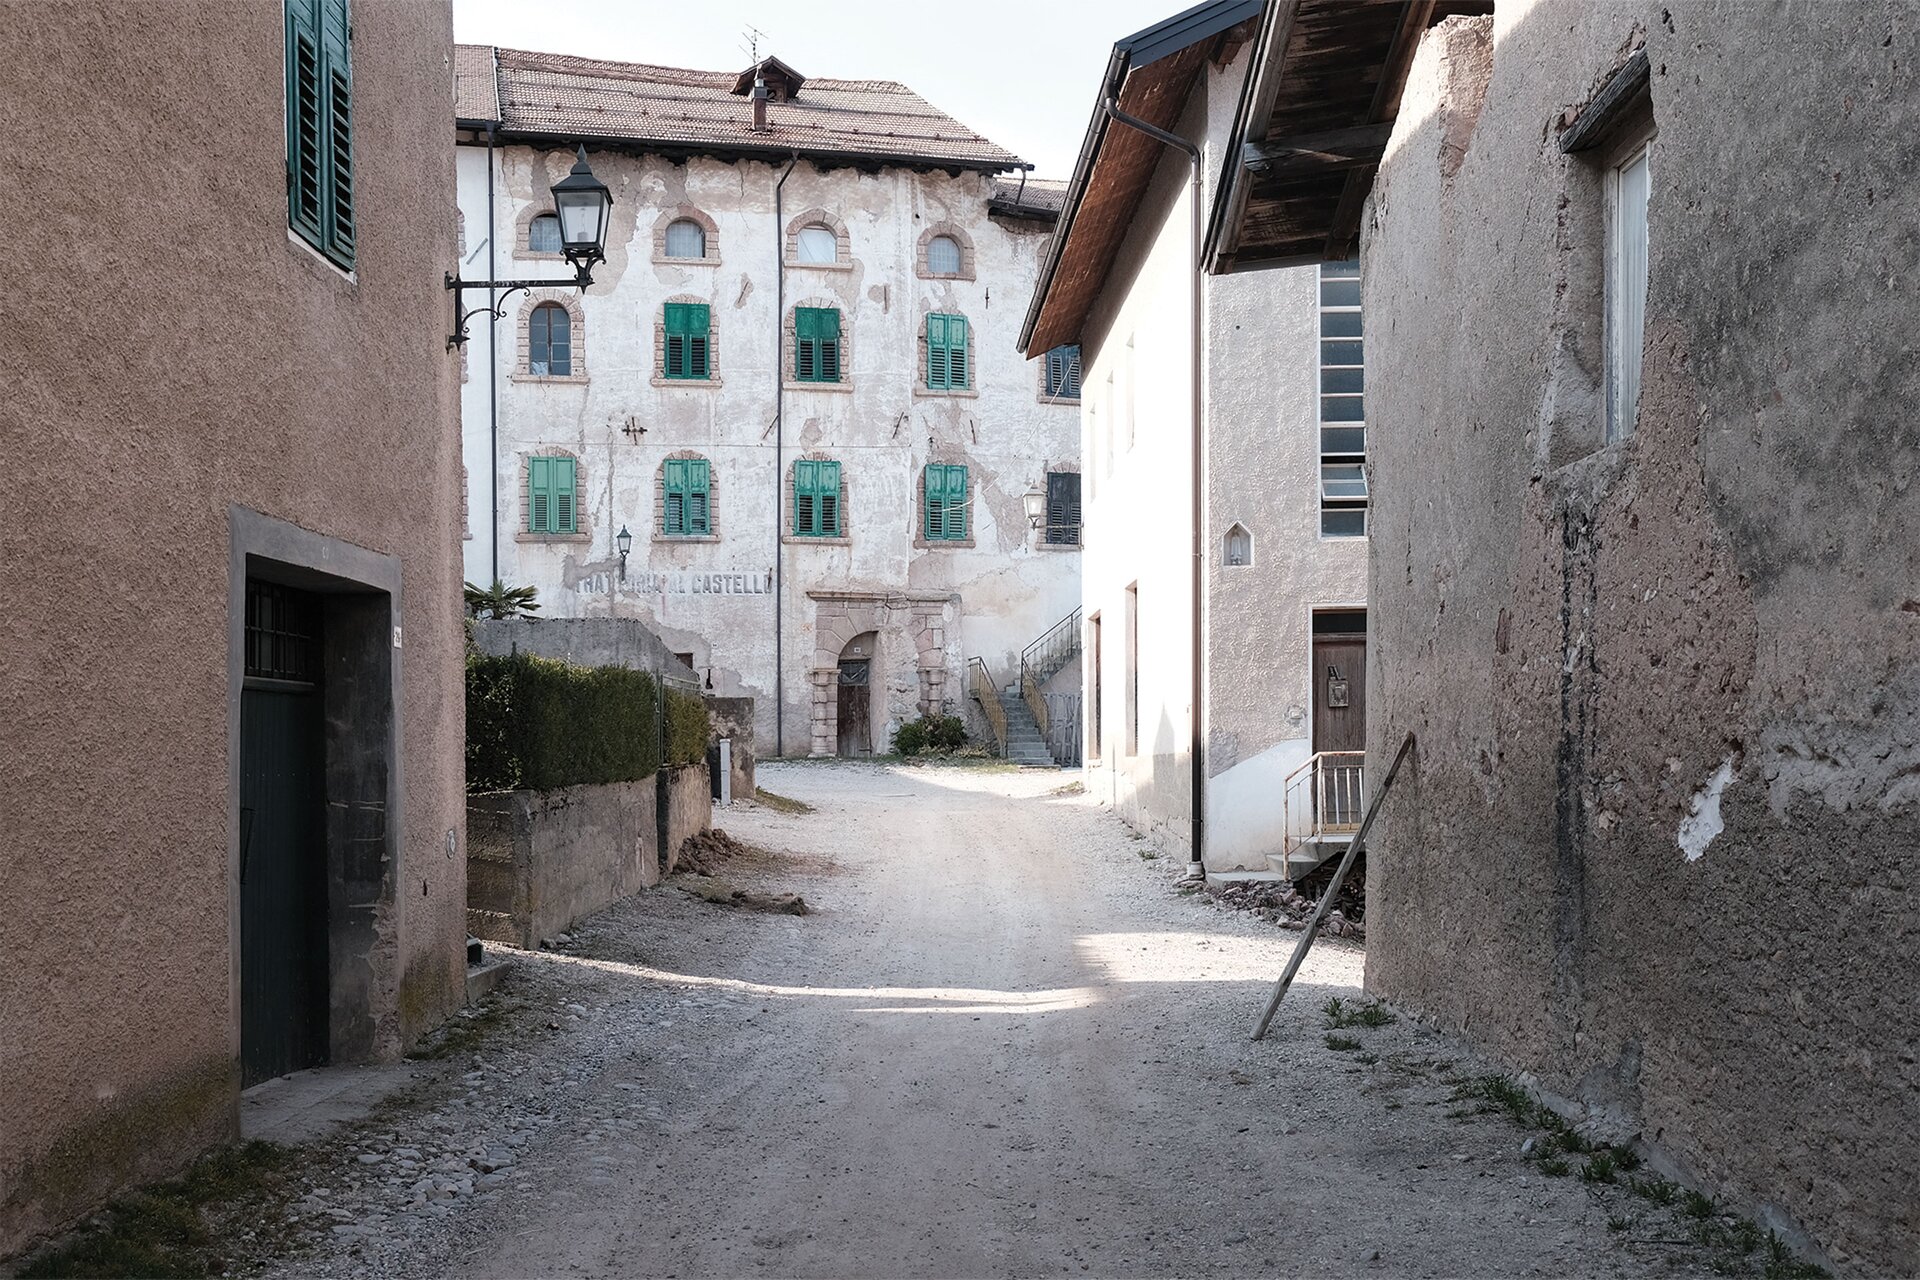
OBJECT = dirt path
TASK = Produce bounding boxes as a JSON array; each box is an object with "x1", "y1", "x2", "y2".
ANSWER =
[{"x1": 271, "y1": 762, "x2": 1724, "y2": 1279}]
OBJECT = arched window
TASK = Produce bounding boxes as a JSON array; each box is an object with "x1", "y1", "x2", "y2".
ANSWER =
[
  {"x1": 795, "y1": 224, "x2": 837, "y2": 264},
  {"x1": 926, "y1": 234, "x2": 962, "y2": 275},
  {"x1": 663, "y1": 218, "x2": 706, "y2": 259},
  {"x1": 529, "y1": 213, "x2": 561, "y2": 254},
  {"x1": 529, "y1": 303, "x2": 571, "y2": 376}
]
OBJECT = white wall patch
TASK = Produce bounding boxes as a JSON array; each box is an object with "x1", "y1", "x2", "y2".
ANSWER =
[{"x1": 1678, "y1": 754, "x2": 1738, "y2": 862}]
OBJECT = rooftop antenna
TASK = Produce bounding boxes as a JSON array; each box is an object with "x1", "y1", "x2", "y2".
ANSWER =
[{"x1": 740, "y1": 25, "x2": 768, "y2": 64}]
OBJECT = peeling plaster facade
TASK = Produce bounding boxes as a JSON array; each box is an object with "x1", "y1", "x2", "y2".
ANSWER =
[
  {"x1": 1078, "y1": 49, "x2": 1367, "y2": 869},
  {"x1": 0, "y1": 0, "x2": 465, "y2": 1255},
  {"x1": 457, "y1": 138, "x2": 1080, "y2": 757},
  {"x1": 1363, "y1": 4, "x2": 1919, "y2": 1272}
]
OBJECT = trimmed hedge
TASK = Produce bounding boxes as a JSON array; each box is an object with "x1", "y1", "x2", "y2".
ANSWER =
[
  {"x1": 467, "y1": 651, "x2": 662, "y2": 793},
  {"x1": 665, "y1": 687, "x2": 710, "y2": 767}
]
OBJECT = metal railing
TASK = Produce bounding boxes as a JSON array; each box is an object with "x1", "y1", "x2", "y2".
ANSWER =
[
  {"x1": 966, "y1": 656, "x2": 1007, "y2": 756},
  {"x1": 1018, "y1": 607, "x2": 1083, "y2": 765},
  {"x1": 1281, "y1": 750, "x2": 1366, "y2": 859},
  {"x1": 1043, "y1": 693, "x2": 1082, "y2": 767}
]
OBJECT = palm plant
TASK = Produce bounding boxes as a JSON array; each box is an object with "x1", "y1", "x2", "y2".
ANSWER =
[{"x1": 464, "y1": 579, "x2": 541, "y2": 620}]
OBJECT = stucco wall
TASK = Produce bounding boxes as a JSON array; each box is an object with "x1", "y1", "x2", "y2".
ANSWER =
[
  {"x1": 0, "y1": 0, "x2": 463, "y2": 1255},
  {"x1": 706, "y1": 696, "x2": 758, "y2": 800},
  {"x1": 1079, "y1": 48, "x2": 1362, "y2": 869},
  {"x1": 457, "y1": 145, "x2": 1081, "y2": 758},
  {"x1": 470, "y1": 616, "x2": 696, "y2": 683},
  {"x1": 1362, "y1": 4, "x2": 1919, "y2": 1272}
]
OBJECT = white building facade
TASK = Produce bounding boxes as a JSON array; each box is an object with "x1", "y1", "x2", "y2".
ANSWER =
[
  {"x1": 1022, "y1": 5, "x2": 1368, "y2": 872},
  {"x1": 455, "y1": 48, "x2": 1081, "y2": 757}
]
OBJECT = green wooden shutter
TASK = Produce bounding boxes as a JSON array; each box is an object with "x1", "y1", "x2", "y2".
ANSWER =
[
  {"x1": 926, "y1": 314, "x2": 949, "y2": 389},
  {"x1": 528, "y1": 455, "x2": 550, "y2": 532},
  {"x1": 554, "y1": 456, "x2": 577, "y2": 532},
  {"x1": 687, "y1": 303, "x2": 710, "y2": 378},
  {"x1": 793, "y1": 460, "x2": 816, "y2": 535},
  {"x1": 819, "y1": 308, "x2": 841, "y2": 382},
  {"x1": 819, "y1": 460, "x2": 841, "y2": 535},
  {"x1": 950, "y1": 316, "x2": 969, "y2": 388},
  {"x1": 663, "y1": 304, "x2": 686, "y2": 378},
  {"x1": 948, "y1": 464, "x2": 968, "y2": 538},
  {"x1": 663, "y1": 458, "x2": 686, "y2": 534},
  {"x1": 321, "y1": 0, "x2": 354, "y2": 265},
  {"x1": 794, "y1": 308, "x2": 817, "y2": 381},
  {"x1": 687, "y1": 459, "x2": 711, "y2": 534},
  {"x1": 284, "y1": 0, "x2": 324, "y2": 246},
  {"x1": 923, "y1": 465, "x2": 945, "y2": 540}
]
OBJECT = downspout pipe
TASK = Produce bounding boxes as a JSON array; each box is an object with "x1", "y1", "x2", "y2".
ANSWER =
[
  {"x1": 1101, "y1": 93, "x2": 1207, "y2": 882},
  {"x1": 773, "y1": 152, "x2": 798, "y2": 757},
  {"x1": 486, "y1": 120, "x2": 500, "y2": 585}
]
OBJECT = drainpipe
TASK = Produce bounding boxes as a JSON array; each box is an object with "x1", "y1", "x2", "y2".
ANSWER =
[
  {"x1": 1101, "y1": 94, "x2": 1207, "y2": 882},
  {"x1": 486, "y1": 119, "x2": 500, "y2": 585},
  {"x1": 773, "y1": 152, "x2": 798, "y2": 757}
]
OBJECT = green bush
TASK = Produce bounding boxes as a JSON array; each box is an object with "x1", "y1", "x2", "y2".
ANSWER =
[
  {"x1": 893, "y1": 713, "x2": 967, "y2": 757},
  {"x1": 466, "y1": 652, "x2": 661, "y2": 792},
  {"x1": 665, "y1": 686, "x2": 711, "y2": 767}
]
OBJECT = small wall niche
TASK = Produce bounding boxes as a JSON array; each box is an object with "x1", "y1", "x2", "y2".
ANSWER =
[{"x1": 1224, "y1": 523, "x2": 1252, "y2": 567}]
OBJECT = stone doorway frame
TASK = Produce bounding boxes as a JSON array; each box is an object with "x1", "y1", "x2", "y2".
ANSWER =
[{"x1": 806, "y1": 590, "x2": 956, "y2": 758}]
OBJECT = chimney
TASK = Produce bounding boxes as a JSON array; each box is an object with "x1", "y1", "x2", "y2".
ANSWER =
[{"x1": 752, "y1": 75, "x2": 769, "y2": 132}]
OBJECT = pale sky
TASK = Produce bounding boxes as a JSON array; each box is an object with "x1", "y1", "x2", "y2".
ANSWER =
[{"x1": 452, "y1": 0, "x2": 1184, "y2": 178}]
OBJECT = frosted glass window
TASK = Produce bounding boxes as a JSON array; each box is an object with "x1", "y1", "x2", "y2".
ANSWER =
[
  {"x1": 927, "y1": 235, "x2": 961, "y2": 274},
  {"x1": 795, "y1": 225, "x2": 837, "y2": 264},
  {"x1": 664, "y1": 219, "x2": 706, "y2": 259},
  {"x1": 529, "y1": 214, "x2": 561, "y2": 253},
  {"x1": 1609, "y1": 145, "x2": 1651, "y2": 442}
]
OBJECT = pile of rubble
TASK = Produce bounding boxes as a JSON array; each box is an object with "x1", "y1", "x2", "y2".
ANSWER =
[
  {"x1": 1198, "y1": 872, "x2": 1366, "y2": 941},
  {"x1": 673, "y1": 827, "x2": 754, "y2": 875}
]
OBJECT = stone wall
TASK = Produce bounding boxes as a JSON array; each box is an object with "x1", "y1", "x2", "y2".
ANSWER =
[
  {"x1": 467, "y1": 763, "x2": 713, "y2": 948},
  {"x1": 470, "y1": 617, "x2": 697, "y2": 683},
  {"x1": 1362, "y1": 4, "x2": 1920, "y2": 1272}
]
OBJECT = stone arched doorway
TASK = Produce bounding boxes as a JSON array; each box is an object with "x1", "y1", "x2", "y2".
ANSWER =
[
  {"x1": 835, "y1": 631, "x2": 877, "y2": 757},
  {"x1": 806, "y1": 590, "x2": 956, "y2": 758}
]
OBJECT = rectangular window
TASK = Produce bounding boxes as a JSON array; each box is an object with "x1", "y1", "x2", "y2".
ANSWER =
[
  {"x1": 662, "y1": 458, "x2": 711, "y2": 536},
  {"x1": 925, "y1": 313, "x2": 971, "y2": 390},
  {"x1": 664, "y1": 302, "x2": 711, "y2": 379},
  {"x1": 527, "y1": 455, "x2": 577, "y2": 534},
  {"x1": 1044, "y1": 344, "x2": 1082, "y2": 399},
  {"x1": 1044, "y1": 472, "x2": 1081, "y2": 546},
  {"x1": 794, "y1": 307, "x2": 842, "y2": 383},
  {"x1": 1318, "y1": 260, "x2": 1367, "y2": 539},
  {"x1": 922, "y1": 463, "x2": 969, "y2": 542},
  {"x1": 1608, "y1": 143, "x2": 1651, "y2": 442},
  {"x1": 1124, "y1": 584, "x2": 1139, "y2": 757},
  {"x1": 793, "y1": 460, "x2": 843, "y2": 537},
  {"x1": 1087, "y1": 613, "x2": 1102, "y2": 761},
  {"x1": 285, "y1": 0, "x2": 354, "y2": 269}
]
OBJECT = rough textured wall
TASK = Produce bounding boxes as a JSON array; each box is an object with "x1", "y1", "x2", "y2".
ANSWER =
[
  {"x1": 467, "y1": 779, "x2": 661, "y2": 949},
  {"x1": 457, "y1": 149, "x2": 1080, "y2": 756},
  {"x1": 0, "y1": 0, "x2": 462, "y2": 1254},
  {"x1": 1363, "y1": 3, "x2": 1919, "y2": 1272},
  {"x1": 705, "y1": 695, "x2": 758, "y2": 800},
  {"x1": 470, "y1": 617, "x2": 695, "y2": 681}
]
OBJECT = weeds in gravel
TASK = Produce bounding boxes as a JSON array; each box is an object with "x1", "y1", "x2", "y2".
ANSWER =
[
  {"x1": 1538, "y1": 1155, "x2": 1571, "y2": 1177},
  {"x1": 1683, "y1": 1190, "x2": 1718, "y2": 1220},
  {"x1": 1323, "y1": 996, "x2": 1396, "y2": 1029},
  {"x1": 753, "y1": 787, "x2": 815, "y2": 814},
  {"x1": 1324, "y1": 1034, "x2": 1362, "y2": 1051},
  {"x1": 1581, "y1": 1150, "x2": 1618, "y2": 1183},
  {"x1": 412, "y1": 995, "x2": 515, "y2": 1060},
  {"x1": 1608, "y1": 1215, "x2": 1632, "y2": 1232},
  {"x1": 1354, "y1": 1051, "x2": 1379, "y2": 1066},
  {"x1": 1630, "y1": 1175, "x2": 1679, "y2": 1205},
  {"x1": 1764, "y1": 1233, "x2": 1829, "y2": 1279},
  {"x1": 18, "y1": 1142, "x2": 300, "y2": 1278}
]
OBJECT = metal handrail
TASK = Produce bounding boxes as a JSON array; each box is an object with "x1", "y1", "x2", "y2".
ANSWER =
[
  {"x1": 1252, "y1": 733, "x2": 1416, "y2": 1040},
  {"x1": 966, "y1": 656, "x2": 1008, "y2": 756},
  {"x1": 1282, "y1": 750, "x2": 1366, "y2": 859},
  {"x1": 1018, "y1": 606, "x2": 1083, "y2": 697}
]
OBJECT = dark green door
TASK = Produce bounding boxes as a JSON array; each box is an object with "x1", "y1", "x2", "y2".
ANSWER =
[{"x1": 240, "y1": 581, "x2": 329, "y2": 1086}]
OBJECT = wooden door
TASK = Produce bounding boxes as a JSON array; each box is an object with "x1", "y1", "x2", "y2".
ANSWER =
[
  {"x1": 1312, "y1": 632, "x2": 1367, "y2": 826},
  {"x1": 836, "y1": 660, "x2": 871, "y2": 756},
  {"x1": 239, "y1": 581, "x2": 329, "y2": 1086}
]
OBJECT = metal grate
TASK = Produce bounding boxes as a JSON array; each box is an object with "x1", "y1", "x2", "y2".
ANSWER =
[{"x1": 245, "y1": 581, "x2": 322, "y2": 683}]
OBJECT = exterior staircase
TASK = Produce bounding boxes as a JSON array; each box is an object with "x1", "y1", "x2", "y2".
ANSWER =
[{"x1": 998, "y1": 685, "x2": 1055, "y2": 765}]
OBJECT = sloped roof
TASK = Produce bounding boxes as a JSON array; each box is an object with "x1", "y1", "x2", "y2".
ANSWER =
[
  {"x1": 454, "y1": 44, "x2": 497, "y2": 123},
  {"x1": 454, "y1": 45, "x2": 1023, "y2": 173},
  {"x1": 990, "y1": 176, "x2": 1069, "y2": 219}
]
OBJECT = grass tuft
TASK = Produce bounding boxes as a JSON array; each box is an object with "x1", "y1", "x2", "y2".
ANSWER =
[
  {"x1": 1764, "y1": 1232, "x2": 1828, "y2": 1280},
  {"x1": 1630, "y1": 1175, "x2": 1679, "y2": 1205},
  {"x1": 1580, "y1": 1150, "x2": 1618, "y2": 1183},
  {"x1": 1323, "y1": 996, "x2": 1397, "y2": 1029},
  {"x1": 1324, "y1": 1034, "x2": 1362, "y2": 1052},
  {"x1": 753, "y1": 787, "x2": 815, "y2": 814},
  {"x1": 1538, "y1": 1155, "x2": 1570, "y2": 1177}
]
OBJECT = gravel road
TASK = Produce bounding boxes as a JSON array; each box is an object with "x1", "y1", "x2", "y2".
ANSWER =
[{"x1": 269, "y1": 761, "x2": 1726, "y2": 1279}]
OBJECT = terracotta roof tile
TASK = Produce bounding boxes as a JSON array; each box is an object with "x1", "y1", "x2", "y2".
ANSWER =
[
  {"x1": 459, "y1": 45, "x2": 1022, "y2": 172},
  {"x1": 454, "y1": 44, "x2": 498, "y2": 123},
  {"x1": 990, "y1": 176, "x2": 1068, "y2": 216}
]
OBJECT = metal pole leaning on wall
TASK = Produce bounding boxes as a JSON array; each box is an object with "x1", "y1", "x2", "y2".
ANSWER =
[{"x1": 1251, "y1": 732, "x2": 1416, "y2": 1041}]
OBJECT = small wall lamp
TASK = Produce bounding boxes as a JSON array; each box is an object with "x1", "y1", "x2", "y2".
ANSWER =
[
  {"x1": 1022, "y1": 483, "x2": 1047, "y2": 529},
  {"x1": 445, "y1": 145, "x2": 613, "y2": 350},
  {"x1": 615, "y1": 524, "x2": 633, "y2": 579}
]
